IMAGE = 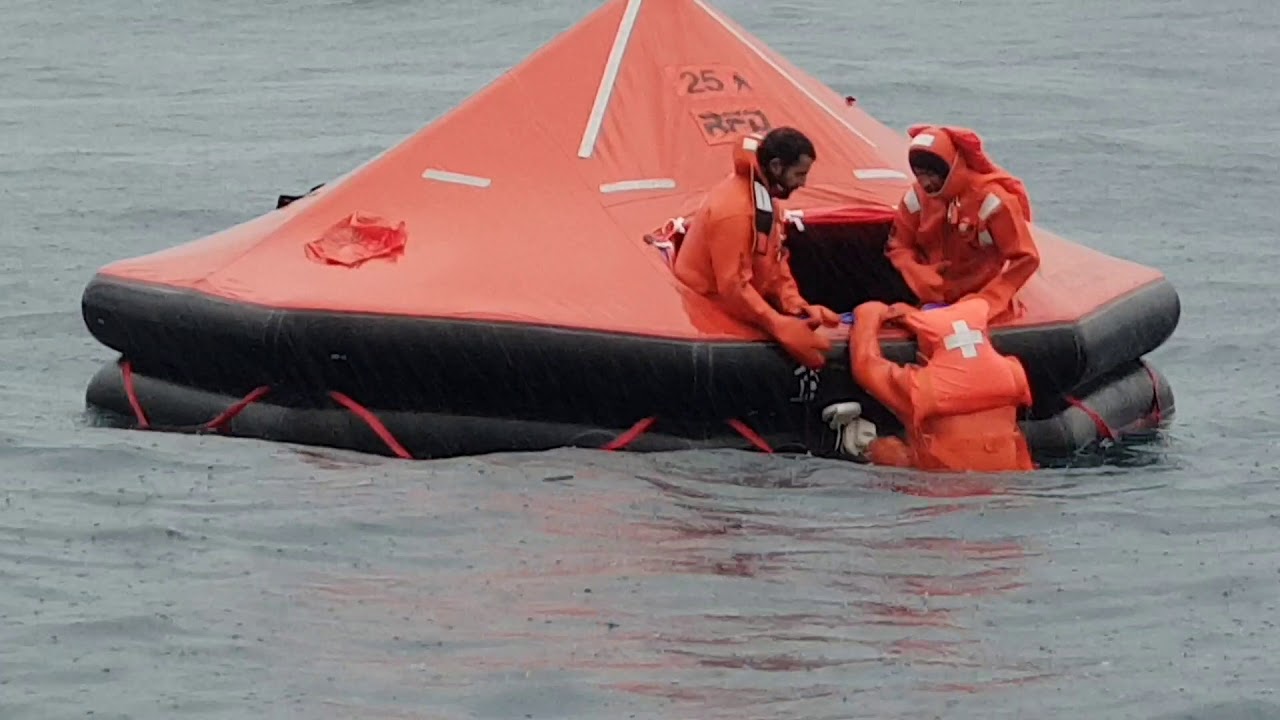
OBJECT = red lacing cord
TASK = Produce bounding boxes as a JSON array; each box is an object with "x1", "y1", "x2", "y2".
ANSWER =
[
  {"x1": 725, "y1": 418, "x2": 774, "y2": 453},
  {"x1": 117, "y1": 360, "x2": 412, "y2": 459},
  {"x1": 119, "y1": 359, "x2": 269, "y2": 433},
  {"x1": 119, "y1": 360, "x2": 150, "y2": 430},
  {"x1": 1138, "y1": 360, "x2": 1164, "y2": 425},
  {"x1": 1065, "y1": 361, "x2": 1166, "y2": 442},
  {"x1": 203, "y1": 386, "x2": 271, "y2": 431},
  {"x1": 1064, "y1": 394, "x2": 1116, "y2": 443},
  {"x1": 327, "y1": 391, "x2": 412, "y2": 459},
  {"x1": 603, "y1": 416, "x2": 774, "y2": 453},
  {"x1": 602, "y1": 416, "x2": 657, "y2": 450},
  {"x1": 120, "y1": 360, "x2": 783, "y2": 459}
]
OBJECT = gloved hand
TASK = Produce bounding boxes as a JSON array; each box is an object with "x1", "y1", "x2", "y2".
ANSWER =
[
  {"x1": 885, "y1": 302, "x2": 916, "y2": 322},
  {"x1": 796, "y1": 304, "x2": 841, "y2": 329},
  {"x1": 852, "y1": 300, "x2": 891, "y2": 326},
  {"x1": 767, "y1": 314, "x2": 832, "y2": 370},
  {"x1": 901, "y1": 262, "x2": 948, "y2": 303}
]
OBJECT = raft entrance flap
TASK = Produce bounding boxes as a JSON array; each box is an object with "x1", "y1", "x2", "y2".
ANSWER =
[{"x1": 785, "y1": 219, "x2": 918, "y2": 314}]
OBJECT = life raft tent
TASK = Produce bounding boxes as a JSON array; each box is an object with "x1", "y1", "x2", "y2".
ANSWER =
[{"x1": 80, "y1": 0, "x2": 1178, "y2": 461}]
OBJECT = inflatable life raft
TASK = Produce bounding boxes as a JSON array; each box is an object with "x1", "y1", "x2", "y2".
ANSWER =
[{"x1": 79, "y1": 0, "x2": 1178, "y2": 463}]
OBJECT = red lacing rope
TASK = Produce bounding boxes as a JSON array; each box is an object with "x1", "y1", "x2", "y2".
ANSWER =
[
  {"x1": 204, "y1": 386, "x2": 271, "y2": 431},
  {"x1": 602, "y1": 416, "x2": 657, "y2": 451},
  {"x1": 327, "y1": 391, "x2": 411, "y2": 459},
  {"x1": 1064, "y1": 394, "x2": 1116, "y2": 442},
  {"x1": 1065, "y1": 361, "x2": 1167, "y2": 443},
  {"x1": 603, "y1": 416, "x2": 774, "y2": 453},
  {"x1": 1138, "y1": 360, "x2": 1164, "y2": 425},
  {"x1": 725, "y1": 418, "x2": 774, "y2": 453},
  {"x1": 119, "y1": 360, "x2": 150, "y2": 430},
  {"x1": 119, "y1": 359, "x2": 268, "y2": 433},
  {"x1": 1064, "y1": 392, "x2": 1116, "y2": 443},
  {"x1": 117, "y1": 360, "x2": 412, "y2": 459},
  {"x1": 120, "y1": 360, "x2": 783, "y2": 459}
]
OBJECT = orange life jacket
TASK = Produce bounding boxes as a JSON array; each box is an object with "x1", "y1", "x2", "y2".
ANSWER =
[
  {"x1": 898, "y1": 299, "x2": 1033, "y2": 425},
  {"x1": 850, "y1": 297, "x2": 1035, "y2": 472}
]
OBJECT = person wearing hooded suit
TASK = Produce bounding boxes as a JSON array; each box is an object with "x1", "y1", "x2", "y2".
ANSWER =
[
  {"x1": 886, "y1": 125, "x2": 1041, "y2": 321},
  {"x1": 821, "y1": 295, "x2": 1037, "y2": 473},
  {"x1": 673, "y1": 128, "x2": 840, "y2": 370}
]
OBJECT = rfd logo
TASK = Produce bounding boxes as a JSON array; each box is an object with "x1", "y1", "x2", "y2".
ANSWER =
[{"x1": 792, "y1": 365, "x2": 819, "y2": 403}]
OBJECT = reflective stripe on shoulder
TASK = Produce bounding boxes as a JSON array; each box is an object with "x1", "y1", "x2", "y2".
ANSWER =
[
  {"x1": 978, "y1": 193, "x2": 1003, "y2": 221},
  {"x1": 752, "y1": 180, "x2": 772, "y2": 211},
  {"x1": 901, "y1": 187, "x2": 920, "y2": 214},
  {"x1": 910, "y1": 133, "x2": 936, "y2": 148}
]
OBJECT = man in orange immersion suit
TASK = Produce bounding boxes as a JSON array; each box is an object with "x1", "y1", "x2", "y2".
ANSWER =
[
  {"x1": 886, "y1": 125, "x2": 1040, "y2": 321},
  {"x1": 673, "y1": 127, "x2": 840, "y2": 370},
  {"x1": 821, "y1": 295, "x2": 1036, "y2": 472}
]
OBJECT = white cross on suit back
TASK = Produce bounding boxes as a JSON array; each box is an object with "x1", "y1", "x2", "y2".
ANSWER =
[{"x1": 943, "y1": 320, "x2": 985, "y2": 358}]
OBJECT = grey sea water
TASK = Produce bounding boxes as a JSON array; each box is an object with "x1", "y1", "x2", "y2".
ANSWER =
[{"x1": 3, "y1": 0, "x2": 1279, "y2": 717}]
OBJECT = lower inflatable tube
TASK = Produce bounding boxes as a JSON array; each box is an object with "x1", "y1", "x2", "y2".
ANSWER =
[
  {"x1": 85, "y1": 355, "x2": 1173, "y2": 464},
  {"x1": 84, "y1": 361, "x2": 800, "y2": 457},
  {"x1": 1020, "y1": 359, "x2": 1174, "y2": 458}
]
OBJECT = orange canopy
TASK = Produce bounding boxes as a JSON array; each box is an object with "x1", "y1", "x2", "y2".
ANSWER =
[{"x1": 99, "y1": 0, "x2": 1164, "y2": 340}]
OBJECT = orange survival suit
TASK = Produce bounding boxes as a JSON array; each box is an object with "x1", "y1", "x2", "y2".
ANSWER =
[
  {"x1": 848, "y1": 296, "x2": 1036, "y2": 472},
  {"x1": 886, "y1": 125, "x2": 1040, "y2": 321},
  {"x1": 673, "y1": 134, "x2": 838, "y2": 369}
]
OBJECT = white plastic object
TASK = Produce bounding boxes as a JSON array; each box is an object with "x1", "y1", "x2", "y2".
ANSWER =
[{"x1": 821, "y1": 402, "x2": 878, "y2": 458}]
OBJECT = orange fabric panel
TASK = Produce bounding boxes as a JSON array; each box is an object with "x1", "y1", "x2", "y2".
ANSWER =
[
  {"x1": 96, "y1": 0, "x2": 905, "y2": 341},
  {"x1": 94, "y1": 0, "x2": 1168, "y2": 343}
]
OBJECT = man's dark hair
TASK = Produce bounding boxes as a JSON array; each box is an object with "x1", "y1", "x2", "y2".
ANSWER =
[{"x1": 757, "y1": 127, "x2": 816, "y2": 169}]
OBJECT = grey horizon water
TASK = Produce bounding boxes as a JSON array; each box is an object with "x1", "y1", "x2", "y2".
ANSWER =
[{"x1": 3, "y1": 0, "x2": 1280, "y2": 718}]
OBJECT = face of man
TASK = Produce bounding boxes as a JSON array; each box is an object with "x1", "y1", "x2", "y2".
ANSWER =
[
  {"x1": 908, "y1": 150, "x2": 950, "y2": 195},
  {"x1": 766, "y1": 154, "x2": 814, "y2": 199},
  {"x1": 912, "y1": 167, "x2": 945, "y2": 194}
]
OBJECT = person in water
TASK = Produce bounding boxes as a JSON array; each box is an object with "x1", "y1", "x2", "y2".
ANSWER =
[
  {"x1": 673, "y1": 127, "x2": 840, "y2": 370},
  {"x1": 822, "y1": 295, "x2": 1036, "y2": 472},
  {"x1": 885, "y1": 125, "x2": 1040, "y2": 321}
]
